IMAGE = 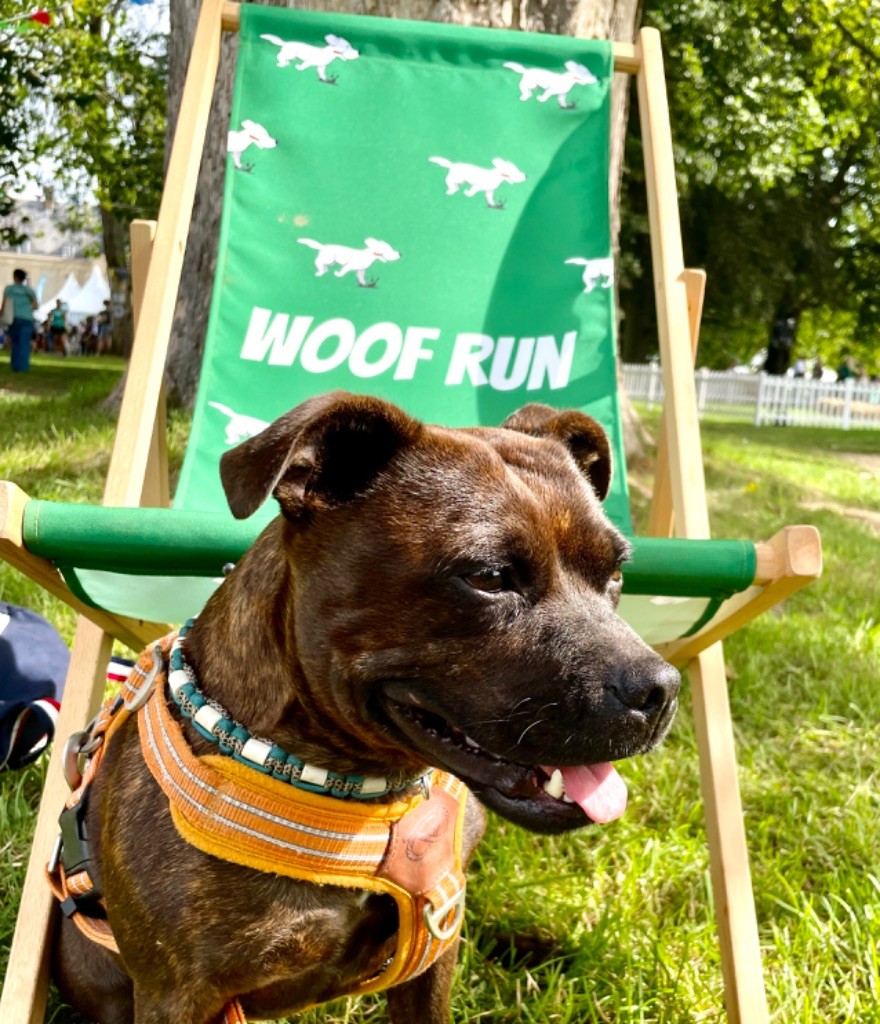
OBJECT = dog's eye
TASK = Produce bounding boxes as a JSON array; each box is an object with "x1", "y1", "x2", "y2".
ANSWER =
[
  {"x1": 608, "y1": 561, "x2": 628, "y2": 589},
  {"x1": 463, "y1": 568, "x2": 506, "y2": 594}
]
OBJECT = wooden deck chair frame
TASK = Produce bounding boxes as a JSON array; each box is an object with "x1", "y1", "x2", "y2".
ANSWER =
[{"x1": 0, "y1": 1, "x2": 821, "y2": 1020}]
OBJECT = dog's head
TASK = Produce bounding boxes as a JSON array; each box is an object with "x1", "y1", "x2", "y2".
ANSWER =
[
  {"x1": 364, "y1": 239, "x2": 400, "y2": 263},
  {"x1": 241, "y1": 120, "x2": 277, "y2": 150},
  {"x1": 564, "y1": 60, "x2": 597, "y2": 85},
  {"x1": 326, "y1": 34, "x2": 359, "y2": 60},
  {"x1": 220, "y1": 392, "x2": 679, "y2": 834},
  {"x1": 492, "y1": 158, "x2": 527, "y2": 184}
]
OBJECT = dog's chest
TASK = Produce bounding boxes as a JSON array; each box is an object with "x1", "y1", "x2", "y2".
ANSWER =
[{"x1": 234, "y1": 884, "x2": 399, "y2": 1015}]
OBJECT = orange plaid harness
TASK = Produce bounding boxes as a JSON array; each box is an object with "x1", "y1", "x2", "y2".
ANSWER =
[{"x1": 49, "y1": 631, "x2": 469, "y2": 1022}]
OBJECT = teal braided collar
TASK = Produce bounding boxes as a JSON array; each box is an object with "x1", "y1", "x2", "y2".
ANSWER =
[{"x1": 165, "y1": 619, "x2": 430, "y2": 802}]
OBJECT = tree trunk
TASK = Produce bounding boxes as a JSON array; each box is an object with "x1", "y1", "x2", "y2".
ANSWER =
[
  {"x1": 163, "y1": 0, "x2": 645, "y2": 432},
  {"x1": 99, "y1": 206, "x2": 133, "y2": 356}
]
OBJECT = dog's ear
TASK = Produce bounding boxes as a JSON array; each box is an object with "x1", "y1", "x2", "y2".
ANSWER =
[
  {"x1": 220, "y1": 391, "x2": 422, "y2": 520},
  {"x1": 502, "y1": 403, "x2": 612, "y2": 501}
]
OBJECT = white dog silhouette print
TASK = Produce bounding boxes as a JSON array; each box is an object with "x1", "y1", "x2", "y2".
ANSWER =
[
  {"x1": 504, "y1": 59, "x2": 597, "y2": 109},
  {"x1": 429, "y1": 157, "x2": 526, "y2": 209},
  {"x1": 566, "y1": 256, "x2": 614, "y2": 292},
  {"x1": 299, "y1": 238, "x2": 401, "y2": 288},
  {"x1": 260, "y1": 33, "x2": 359, "y2": 83},
  {"x1": 209, "y1": 402, "x2": 270, "y2": 445},
  {"x1": 227, "y1": 120, "x2": 277, "y2": 171}
]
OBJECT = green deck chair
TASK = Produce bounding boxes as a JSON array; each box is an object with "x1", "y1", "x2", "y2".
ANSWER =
[{"x1": 0, "y1": 3, "x2": 821, "y2": 1022}]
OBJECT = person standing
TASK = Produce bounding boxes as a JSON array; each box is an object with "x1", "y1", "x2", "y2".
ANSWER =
[
  {"x1": 48, "y1": 300, "x2": 68, "y2": 355},
  {"x1": 764, "y1": 316, "x2": 796, "y2": 376},
  {"x1": 3, "y1": 269, "x2": 37, "y2": 372},
  {"x1": 95, "y1": 300, "x2": 112, "y2": 354}
]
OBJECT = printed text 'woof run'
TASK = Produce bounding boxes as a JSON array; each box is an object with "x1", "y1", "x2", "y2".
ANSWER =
[{"x1": 239, "y1": 308, "x2": 577, "y2": 391}]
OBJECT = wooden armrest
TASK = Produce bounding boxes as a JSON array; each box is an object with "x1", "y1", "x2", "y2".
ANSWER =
[
  {"x1": 656, "y1": 525, "x2": 822, "y2": 667},
  {"x1": 753, "y1": 525, "x2": 823, "y2": 584},
  {"x1": 0, "y1": 482, "x2": 168, "y2": 653},
  {"x1": 0, "y1": 480, "x2": 27, "y2": 546}
]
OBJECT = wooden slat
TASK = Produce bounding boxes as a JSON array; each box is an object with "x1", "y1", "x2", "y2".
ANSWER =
[
  {"x1": 130, "y1": 220, "x2": 171, "y2": 510},
  {"x1": 0, "y1": 622, "x2": 113, "y2": 1024},
  {"x1": 103, "y1": 0, "x2": 225, "y2": 510},
  {"x1": 637, "y1": 29, "x2": 710, "y2": 541},
  {"x1": 647, "y1": 268, "x2": 706, "y2": 538},
  {"x1": 218, "y1": 1, "x2": 642, "y2": 71},
  {"x1": 688, "y1": 644, "x2": 770, "y2": 1024},
  {"x1": 612, "y1": 43, "x2": 640, "y2": 74},
  {"x1": 221, "y1": 0, "x2": 239, "y2": 31},
  {"x1": 129, "y1": 218, "x2": 155, "y2": 324},
  {"x1": 142, "y1": 389, "x2": 171, "y2": 509},
  {"x1": 637, "y1": 29, "x2": 770, "y2": 1023}
]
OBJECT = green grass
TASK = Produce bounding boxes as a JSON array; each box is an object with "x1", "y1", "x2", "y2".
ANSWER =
[{"x1": 2, "y1": 362, "x2": 879, "y2": 1022}]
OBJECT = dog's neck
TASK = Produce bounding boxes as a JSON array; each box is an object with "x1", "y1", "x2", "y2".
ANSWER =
[{"x1": 181, "y1": 522, "x2": 427, "y2": 782}]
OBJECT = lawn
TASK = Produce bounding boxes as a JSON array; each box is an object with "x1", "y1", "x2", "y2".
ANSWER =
[{"x1": 1, "y1": 357, "x2": 878, "y2": 1022}]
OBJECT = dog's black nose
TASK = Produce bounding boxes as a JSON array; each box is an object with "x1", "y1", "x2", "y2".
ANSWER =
[{"x1": 612, "y1": 658, "x2": 680, "y2": 715}]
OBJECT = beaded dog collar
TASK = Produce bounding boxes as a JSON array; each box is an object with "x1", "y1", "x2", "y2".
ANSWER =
[{"x1": 166, "y1": 620, "x2": 430, "y2": 801}]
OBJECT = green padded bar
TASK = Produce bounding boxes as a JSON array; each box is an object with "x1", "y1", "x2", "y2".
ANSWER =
[
  {"x1": 623, "y1": 535, "x2": 756, "y2": 598},
  {"x1": 23, "y1": 501, "x2": 756, "y2": 598},
  {"x1": 23, "y1": 502, "x2": 260, "y2": 577}
]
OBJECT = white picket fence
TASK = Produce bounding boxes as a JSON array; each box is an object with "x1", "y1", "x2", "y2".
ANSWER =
[{"x1": 622, "y1": 363, "x2": 880, "y2": 431}]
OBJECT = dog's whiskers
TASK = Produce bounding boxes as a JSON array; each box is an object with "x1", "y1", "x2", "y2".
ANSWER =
[
  {"x1": 459, "y1": 701, "x2": 535, "y2": 730},
  {"x1": 515, "y1": 719, "x2": 545, "y2": 747},
  {"x1": 460, "y1": 714, "x2": 527, "y2": 729},
  {"x1": 533, "y1": 701, "x2": 559, "y2": 717}
]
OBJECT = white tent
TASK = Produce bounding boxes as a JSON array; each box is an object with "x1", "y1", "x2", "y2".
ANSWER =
[
  {"x1": 65, "y1": 266, "x2": 111, "y2": 320},
  {"x1": 36, "y1": 272, "x2": 83, "y2": 321}
]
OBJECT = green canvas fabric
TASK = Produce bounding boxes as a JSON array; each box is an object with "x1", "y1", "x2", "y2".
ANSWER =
[
  {"x1": 18, "y1": 9, "x2": 759, "y2": 643},
  {"x1": 175, "y1": 6, "x2": 631, "y2": 531}
]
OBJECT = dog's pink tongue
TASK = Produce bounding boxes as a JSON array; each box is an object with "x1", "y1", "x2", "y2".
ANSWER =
[{"x1": 546, "y1": 763, "x2": 628, "y2": 823}]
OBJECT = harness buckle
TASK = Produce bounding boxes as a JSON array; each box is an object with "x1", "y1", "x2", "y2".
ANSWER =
[
  {"x1": 123, "y1": 645, "x2": 162, "y2": 712},
  {"x1": 423, "y1": 884, "x2": 466, "y2": 942}
]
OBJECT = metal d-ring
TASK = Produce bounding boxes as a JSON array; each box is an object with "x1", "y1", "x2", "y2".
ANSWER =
[
  {"x1": 61, "y1": 708, "x2": 107, "y2": 789},
  {"x1": 62, "y1": 730, "x2": 95, "y2": 790},
  {"x1": 423, "y1": 886, "x2": 466, "y2": 942}
]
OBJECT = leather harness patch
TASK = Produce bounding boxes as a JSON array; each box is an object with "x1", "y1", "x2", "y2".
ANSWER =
[{"x1": 379, "y1": 787, "x2": 459, "y2": 895}]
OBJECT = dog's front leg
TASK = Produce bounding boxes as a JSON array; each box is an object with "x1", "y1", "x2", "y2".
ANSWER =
[
  {"x1": 385, "y1": 941, "x2": 459, "y2": 1024},
  {"x1": 132, "y1": 987, "x2": 228, "y2": 1024}
]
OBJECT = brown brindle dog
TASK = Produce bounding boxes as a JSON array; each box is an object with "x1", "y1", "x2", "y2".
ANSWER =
[{"x1": 53, "y1": 391, "x2": 679, "y2": 1024}]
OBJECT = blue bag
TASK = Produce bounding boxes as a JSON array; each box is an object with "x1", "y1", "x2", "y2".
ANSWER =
[{"x1": 0, "y1": 603, "x2": 69, "y2": 771}]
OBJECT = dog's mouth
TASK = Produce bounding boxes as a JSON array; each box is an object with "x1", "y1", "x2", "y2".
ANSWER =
[{"x1": 381, "y1": 688, "x2": 628, "y2": 834}]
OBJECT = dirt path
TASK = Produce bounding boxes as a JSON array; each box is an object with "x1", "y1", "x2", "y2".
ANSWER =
[{"x1": 800, "y1": 499, "x2": 880, "y2": 533}]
